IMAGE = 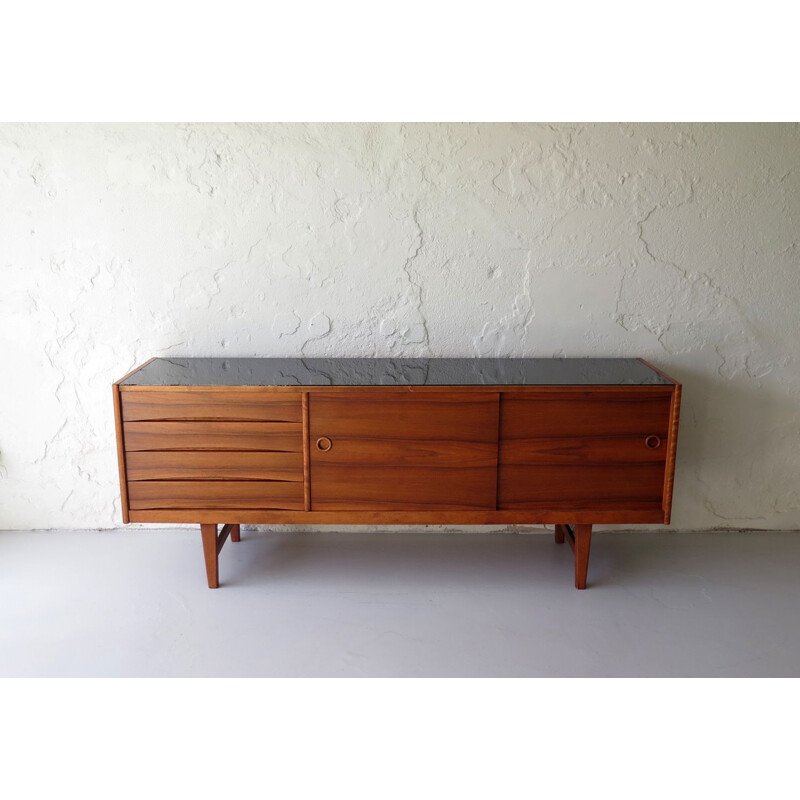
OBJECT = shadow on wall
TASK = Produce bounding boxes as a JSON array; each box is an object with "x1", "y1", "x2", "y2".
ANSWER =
[{"x1": 665, "y1": 362, "x2": 798, "y2": 528}]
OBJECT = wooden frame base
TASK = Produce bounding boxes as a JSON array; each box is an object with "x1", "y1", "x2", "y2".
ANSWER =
[
  {"x1": 132, "y1": 508, "x2": 665, "y2": 524},
  {"x1": 554, "y1": 523, "x2": 592, "y2": 589},
  {"x1": 199, "y1": 522, "x2": 593, "y2": 590}
]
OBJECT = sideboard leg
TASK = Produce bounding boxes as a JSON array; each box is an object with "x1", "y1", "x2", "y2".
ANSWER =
[
  {"x1": 573, "y1": 524, "x2": 592, "y2": 590},
  {"x1": 230, "y1": 524, "x2": 241, "y2": 543},
  {"x1": 554, "y1": 524, "x2": 566, "y2": 544},
  {"x1": 200, "y1": 524, "x2": 219, "y2": 589}
]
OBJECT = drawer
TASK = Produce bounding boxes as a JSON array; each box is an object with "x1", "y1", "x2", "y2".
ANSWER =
[
  {"x1": 121, "y1": 389, "x2": 301, "y2": 422},
  {"x1": 128, "y1": 480, "x2": 305, "y2": 510},
  {"x1": 126, "y1": 450, "x2": 303, "y2": 481},
  {"x1": 123, "y1": 421, "x2": 302, "y2": 452}
]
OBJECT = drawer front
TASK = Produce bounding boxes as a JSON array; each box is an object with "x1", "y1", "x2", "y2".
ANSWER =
[
  {"x1": 121, "y1": 389, "x2": 301, "y2": 422},
  {"x1": 310, "y1": 392, "x2": 499, "y2": 511},
  {"x1": 126, "y1": 450, "x2": 303, "y2": 481},
  {"x1": 120, "y1": 388, "x2": 304, "y2": 513},
  {"x1": 123, "y1": 421, "x2": 302, "y2": 452},
  {"x1": 128, "y1": 480, "x2": 304, "y2": 510},
  {"x1": 498, "y1": 389, "x2": 672, "y2": 510}
]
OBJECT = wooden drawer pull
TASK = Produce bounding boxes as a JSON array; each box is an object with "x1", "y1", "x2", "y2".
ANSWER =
[
  {"x1": 316, "y1": 436, "x2": 333, "y2": 452},
  {"x1": 645, "y1": 435, "x2": 662, "y2": 450}
]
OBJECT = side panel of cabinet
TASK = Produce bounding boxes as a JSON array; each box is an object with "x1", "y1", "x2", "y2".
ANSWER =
[
  {"x1": 309, "y1": 392, "x2": 500, "y2": 511},
  {"x1": 498, "y1": 388, "x2": 674, "y2": 512}
]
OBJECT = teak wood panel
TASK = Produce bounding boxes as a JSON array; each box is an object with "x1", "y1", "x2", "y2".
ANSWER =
[
  {"x1": 113, "y1": 384, "x2": 130, "y2": 524},
  {"x1": 500, "y1": 390, "x2": 672, "y2": 438},
  {"x1": 498, "y1": 389, "x2": 672, "y2": 511},
  {"x1": 662, "y1": 384, "x2": 681, "y2": 523},
  {"x1": 498, "y1": 464, "x2": 667, "y2": 509},
  {"x1": 120, "y1": 388, "x2": 301, "y2": 422},
  {"x1": 128, "y1": 508, "x2": 668, "y2": 525},
  {"x1": 310, "y1": 466, "x2": 498, "y2": 511},
  {"x1": 310, "y1": 392, "x2": 500, "y2": 440},
  {"x1": 123, "y1": 421, "x2": 302, "y2": 452},
  {"x1": 309, "y1": 392, "x2": 500, "y2": 511},
  {"x1": 309, "y1": 438, "x2": 497, "y2": 468},
  {"x1": 125, "y1": 450, "x2": 304, "y2": 482},
  {"x1": 128, "y1": 480, "x2": 304, "y2": 510},
  {"x1": 500, "y1": 435, "x2": 668, "y2": 465}
]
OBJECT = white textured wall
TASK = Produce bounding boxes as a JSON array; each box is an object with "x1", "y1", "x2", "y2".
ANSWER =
[{"x1": 1, "y1": 122, "x2": 798, "y2": 530}]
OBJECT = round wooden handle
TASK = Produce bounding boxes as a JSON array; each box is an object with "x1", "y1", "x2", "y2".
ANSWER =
[
  {"x1": 645, "y1": 435, "x2": 662, "y2": 450},
  {"x1": 316, "y1": 436, "x2": 332, "y2": 452}
]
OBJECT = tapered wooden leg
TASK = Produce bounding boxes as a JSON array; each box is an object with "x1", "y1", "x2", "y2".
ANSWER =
[
  {"x1": 554, "y1": 524, "x2": 566, "y2": 544},
  {"x1": 200, "y1": 524, "x2": 219, "y2": 589},
  {"x1": 230, "y1": 524, "x2": 240, "y2": 543},
  {"x1": 573, "y1": 524, "x2": 592, "y2": 590}
]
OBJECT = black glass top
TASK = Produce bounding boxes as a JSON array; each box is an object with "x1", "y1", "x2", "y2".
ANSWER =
[{"x1": 120, "y1": 358, "x2": 673, "y2": 386}]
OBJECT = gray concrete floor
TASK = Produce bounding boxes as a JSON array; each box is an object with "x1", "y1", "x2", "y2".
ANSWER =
[{"x1": 1, "y1": 528, "x2": 798, "y2": 677}]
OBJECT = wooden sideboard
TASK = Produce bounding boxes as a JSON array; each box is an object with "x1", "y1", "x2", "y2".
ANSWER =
[{"x1": 113, "y1": 358, "x2": 681, "y2": 589}]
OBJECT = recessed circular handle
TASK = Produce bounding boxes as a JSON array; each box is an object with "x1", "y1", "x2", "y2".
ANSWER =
[
  {"x1": 316, "y1": 436, "x2": 332, "y2": 452},
  {"x1": 645, "y1": 435, "x2": 662, "y2": 450}
]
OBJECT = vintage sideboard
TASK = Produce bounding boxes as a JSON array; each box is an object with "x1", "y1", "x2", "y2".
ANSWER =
[{"x1": 113, "y1": 358, "x2": 681, "y2": 589}]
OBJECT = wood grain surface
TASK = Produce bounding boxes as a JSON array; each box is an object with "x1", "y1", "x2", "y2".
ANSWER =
[
  {"x1": 498, "y1": 389, "x2": 672, "y2": 511},
  {"x1": 125, "y1": 450, "x2": 303, "y2": 481},
  {"x1": 662, "y1": 383, "x2": 682, "y2": 523},
  {"x1": 310, "y1": 466, "x2": 499, "y2": 511},
  {"x1": 121, "y1": 388, "x2": 301, "y2": 422},
  {"x1": 123, "y1": 421, "x2": 302, "y2": 452},
  {"x1": 500, "y1": 390, "x2": 672, "y2": 438},
  {"x1": 500, "y1": 435, "x2": 668, "y2": 465},
  {"x1": 128, "y1": 480, "x2": 304, "y2": 510},
  {"x1": 310, "y1": 392, "x2": 499, "y2": 510},
  {"x1": 112, "y1": 384, "x2": 130, "y2": 523},
  {"x1": 128, "y1": 507, "x2": 666, "y2": 524},
  {"x1": 498, "y1": 463, "x2": 667, "y2": 509}
]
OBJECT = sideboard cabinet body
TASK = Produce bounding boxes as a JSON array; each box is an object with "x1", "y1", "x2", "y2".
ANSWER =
[{"x1": 113, "y1": 358, "x2": 680, "y2": 588}]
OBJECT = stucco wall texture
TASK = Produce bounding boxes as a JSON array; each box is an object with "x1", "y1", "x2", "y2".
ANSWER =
[{"x1": 1, "y1": 122, "x2": 798, "y2": 530}]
